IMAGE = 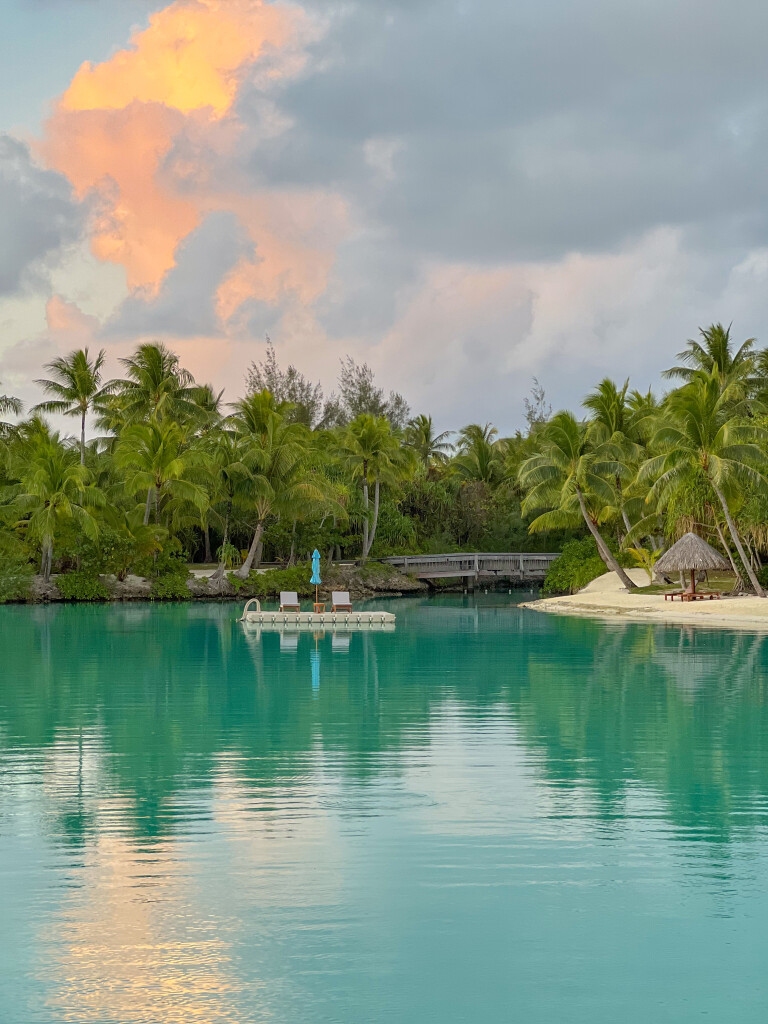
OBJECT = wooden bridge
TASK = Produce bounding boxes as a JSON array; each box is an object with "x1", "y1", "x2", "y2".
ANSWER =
[{"x1": 382, "y1": 552, "x2": 560, "y2": 582}]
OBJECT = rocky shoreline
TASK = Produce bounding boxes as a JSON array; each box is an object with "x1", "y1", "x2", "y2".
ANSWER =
[{"x1": 21, "y1": 561, "x2": 429, "y2": 605}]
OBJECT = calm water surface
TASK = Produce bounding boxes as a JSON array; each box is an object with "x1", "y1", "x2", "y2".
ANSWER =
[{"x1": 2, "y1": 595, "x2": 768, "y2": 1022}]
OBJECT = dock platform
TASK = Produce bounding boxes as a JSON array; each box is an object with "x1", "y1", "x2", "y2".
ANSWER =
[{"x1": 240, "y1": 600, "x2": 395, "y2": 630}]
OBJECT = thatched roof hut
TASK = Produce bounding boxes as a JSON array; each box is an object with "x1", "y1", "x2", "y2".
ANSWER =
[{"x1": 655, "y1": 532, "x2": 730, "y2": 574}]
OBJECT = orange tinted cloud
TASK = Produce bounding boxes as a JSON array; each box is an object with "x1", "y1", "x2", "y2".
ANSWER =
[
  {"x1": 62, "y1": 0, "x2": 296, "y2": 118},
  {"x1": 46, "y1": 295, "x2": 99, "y2": 337},
  {"x1": 42, "y1": 0, "x2": 332, "y2": 301},
  {"x1": 43, "y1": 103, "x2": 197, "y2": 290}
]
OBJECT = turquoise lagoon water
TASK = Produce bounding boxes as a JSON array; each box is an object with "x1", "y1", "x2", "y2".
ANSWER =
[{"x1": 2, "y1": 595, "x2": 768, "y2": 1021}]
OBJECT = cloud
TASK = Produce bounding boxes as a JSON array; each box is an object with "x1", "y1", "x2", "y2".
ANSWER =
[
  {"x1": 14, "y1": 0, "x2": 768, "y2": 433},
  {"x1": 0, "y1": 136, "x2": 83, "y2": 297},
  {"x1": 40, "y1": 0, "x2": 331, "y2": 298},
  {"x1": 107, "y1": 210, "x2": 252, "y2": 336}
]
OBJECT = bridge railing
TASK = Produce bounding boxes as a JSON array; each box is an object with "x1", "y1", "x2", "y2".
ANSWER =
[{"x1": 382, "y1": 553, "x2": 560, "y2": 577}]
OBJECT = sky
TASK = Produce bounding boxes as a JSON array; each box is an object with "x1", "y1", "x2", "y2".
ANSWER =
[{"x1": 2, "y1": 0, "x2": 768, "y2": 433}]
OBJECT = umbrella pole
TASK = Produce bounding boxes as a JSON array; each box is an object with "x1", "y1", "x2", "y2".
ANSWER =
[{"x1": 691, "y1": 569, "x2": 696, "y2": 595}]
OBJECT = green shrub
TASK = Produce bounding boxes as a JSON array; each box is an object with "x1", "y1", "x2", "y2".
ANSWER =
[
  {"x1": 542, "y1": 537, "x2": 631, "y2": 595},
  {"x1": 135, "y1": 539, "x2": 192, "y2": 601},
  {"x1": 228, "y1": 564, "x2": 315, "y2": 599},
  {"x1": 0, "y1": 559, "x2": 34, "y2": 604},
  {"x1": 55, "y1": 572, "x2": 110, "y2": 602},
  {"x1": 150, "y1": 573, "x2": 192, "y2": 600}
]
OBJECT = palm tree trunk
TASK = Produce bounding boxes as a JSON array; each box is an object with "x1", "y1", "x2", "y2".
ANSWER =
[
  {"x1": 361, "y1": 461, "x2": 370, "y2": 561},
  {"x1": 41, "y1": 538, "x2": 53, "y2": 582},
  {"x1": 236, "y1": 519, "x2": 265, "y2": 579},
  {"x1": 143, "y1": 487, "x2": 154, "y2": 526},
  {"x1": 366, "y1": 477, "x2": 381, "y2": 556},
  {"x1": 616, "y1": 476, "x2": 632, "y2": 536},
  {"x1": 203, "y1": 524, "x2": 213, "y2": 563},
  {"x1": 80, "y1": 410, "x2": 86, "y2": 466},
  {"x1": 575, "y1": 485, "x2": 637, "y2": 589},
  {"x1": 212, "y1": 502, "x2": 232, "y2": 580},
  {"x1": 711, "y1": 482, "x2": 765, "y2": 596},
  {"x1": 288, "y1": 520, "x2": 297, "y2": 566},
  {"x1": 714, "y1": 520, "x2": 742, "y2": 581}
]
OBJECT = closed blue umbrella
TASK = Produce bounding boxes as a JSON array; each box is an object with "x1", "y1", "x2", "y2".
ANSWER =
[{"x1": 310, "y1": 548, "x2": 322, "y2": 605}]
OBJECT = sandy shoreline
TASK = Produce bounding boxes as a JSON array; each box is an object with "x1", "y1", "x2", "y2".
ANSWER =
[{"x1": 521, "y1": 569, "x2": 768, "y2": 631}]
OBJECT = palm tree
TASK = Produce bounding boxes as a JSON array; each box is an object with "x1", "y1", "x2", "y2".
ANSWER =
[
  {"x1": 231, "y1": 397, "x2": 322, "y2": 577},
  {"x1": 406, "y1": 414, "x2": 453, "y2": 468},
  {"x1": 0, "y1": 382, "x2": 22, "y2": 436},
  {"x1": 115, "y1": 420, "x2": 209, "y2": 526},
  {"x1": 663, "y1": 323, "x2": 756, "y2": 394},
  {"x1": 33, "y1": 348, "x2": 111, "y2": 464},
  {"x1": 336, "y1": 414, "x2": 404, "y2": 560},
  {"x1": 6, "y1": 421, "x2": 103, "y2": 580},
  {"x1": 452, "y1": 423, "x2": 506, "y2": 485},
  {"x1": 518, "y1": 411, "x2": 638, "y2": 589},
  {"x1": 583, "y1": 378, "x2": 644, "y2": 535},
  {"x1": 638, "y1": 371, "x2": 768, "y2": 597},
  {"x1": 204, "y1": 431, "x2": 254, "y2": 579},
  {"x1": 109, "y1": 342, "x2": 199, "y2": 424}
]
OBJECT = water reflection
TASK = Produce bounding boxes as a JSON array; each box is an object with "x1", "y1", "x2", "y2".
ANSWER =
[{"x1": 4, "y1": 599, "x2": 768, "y2": 1021}]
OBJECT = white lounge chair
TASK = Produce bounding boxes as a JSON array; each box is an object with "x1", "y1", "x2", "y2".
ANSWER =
[
  {"x1": 279, "y1": 591, "x2": 301, "y2": 611},
  {"x1": 332, "y1": 591, "x2": 353, "y2": 612}
]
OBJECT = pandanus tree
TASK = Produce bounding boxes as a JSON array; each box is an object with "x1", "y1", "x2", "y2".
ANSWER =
[
  {"x1": 638, "y1": 371, "x2": 768, "y2": 597},
  {"x1": 5, "y1": 420, "x2": 103, "y2": 580},
  {"x1": 518, "y1": 411, "x2": 638, "y2": 589},
  {"x1": 33, "y1": 348, "x2": 111, "y2": 463}
]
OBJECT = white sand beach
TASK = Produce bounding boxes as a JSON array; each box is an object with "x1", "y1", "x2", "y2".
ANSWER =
[{"x1": 522, "y1": 569, "x2": 768, "y2": 630}]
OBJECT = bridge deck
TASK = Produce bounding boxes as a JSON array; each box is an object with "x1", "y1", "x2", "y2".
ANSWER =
[{"x1": 383, "y1": 552, "x2": 560, "y2": 580}]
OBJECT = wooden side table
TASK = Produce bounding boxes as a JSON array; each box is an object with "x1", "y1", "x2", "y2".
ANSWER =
[{"x1": 313, "y1": 602, "x2": 326, "y2": 614}]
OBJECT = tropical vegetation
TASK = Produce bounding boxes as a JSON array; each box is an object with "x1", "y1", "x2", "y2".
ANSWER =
[{"x1": 2, "y1": 324, "x2": 768, "y2": 599}]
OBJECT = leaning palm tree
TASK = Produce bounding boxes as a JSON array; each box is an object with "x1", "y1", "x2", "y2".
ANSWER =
[
  {"x1": 406, "y1": 414, "x2": 453, "y2": 468},
  {"x1": 518, "y1": 411, "x2": 638, "y2": 589},
  {"x1": 638, "y1": 371, "x2": 768, "y2": 597},
  {"x1": 663, "y1": 323, "x2": 756, "y2": 394},
  {"x1": 33, "y1": 348, "x2": 111, "y2": 463},
  {"x1": 5, "y1": 420, "x2": 103, "y2": 580}
]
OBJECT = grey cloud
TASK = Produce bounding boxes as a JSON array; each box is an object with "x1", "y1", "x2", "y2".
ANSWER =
[
  {"x1": 0, "y1": 135, "x2": 83, "y2": 296},
  {"x1": 234, "y1": 0, "x2": 768, "y2": 264},
  {"x1": 105, "y1": 212, "x2": 252, "y2": 338}
]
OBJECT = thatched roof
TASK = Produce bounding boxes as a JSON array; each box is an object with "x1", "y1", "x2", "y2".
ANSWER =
[{"x1": 654, "y1": 532, "x2": 731, "y2": 573}]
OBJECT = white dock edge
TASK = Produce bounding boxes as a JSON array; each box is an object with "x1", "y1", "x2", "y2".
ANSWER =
[{"x1": 242, "y1": 610, "x2": 395, "y2": 629}]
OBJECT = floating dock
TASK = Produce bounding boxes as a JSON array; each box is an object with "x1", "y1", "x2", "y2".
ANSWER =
[{"x1": 239, "y1": 600, "x2": 395, "y2": 630}]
